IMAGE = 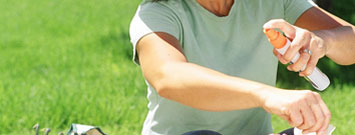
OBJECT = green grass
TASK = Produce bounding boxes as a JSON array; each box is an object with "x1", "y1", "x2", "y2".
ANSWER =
[
  {"x1": 0, "y1": 0, "x2": 354, "y2": 134},
  {"x1": 0, "y1": 0, "x2": 147, "y2": 134}
]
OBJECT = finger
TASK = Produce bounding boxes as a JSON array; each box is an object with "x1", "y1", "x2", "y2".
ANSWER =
[
  {"x1": 303, "y1": 93, "x2": 325, "y2": 133},
  {"x1": 274, "y1": 49, "x2": 288, "y2": 64},
  {"x1": 263, "y1": 19, "x2": 297, "y2": 39},
  {"x1": 300, "y1": 39, "x2": 320, "y2": 76},
  {"x1": 280, "y1": 114, "x2": 290, "y2": 121},
  {"x1": 287, "y1": 51, "x2": 310, "y2": 72},
  {"x1": 314, "y1": 92, "x2": 331, "y2": 134},
  {"x1": 280, "y1": 107, "x2": 295, "y2": 126},
  {"x1": 283, "y1": 31, "x2": 311, "y2": 64},
  {"x1": 289, "y1": 106, "x2": 303, "y2": 127},
  {"x1": 300, "y1": 55, "x2": 319, "y2": 77},
  {"x1": 273, "y1": 48, "x2": 278, "y2": 56},
  {"x1": 297, "y1": 100, "x2": 316, "y2": 130}
]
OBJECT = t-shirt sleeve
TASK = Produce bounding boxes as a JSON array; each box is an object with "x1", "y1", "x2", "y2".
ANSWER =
[
  {"x1": 283, "y1": 0, "x2": 317, "y2": 24},
  {"x1": 129, "y1": 3, "x2": 181, "y2": 64}
]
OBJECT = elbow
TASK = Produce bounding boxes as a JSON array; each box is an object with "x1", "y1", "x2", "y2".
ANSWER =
[
  {"x1": 155, "y1": 82, "x2": 173, "y2": 99},
  {"x1": 335, "y1": 61, "x2": 355, "y2": 66},
  {"x1": 327, "y1": 53, "x2": 355, "y2": 66},
  {"x1": 148, "y1": 64, "x2": 179, "y2": 99},
  {"x1": 151, "y1": 70, "x2": 170, "y2": 97},
  {"x1": 154, "y1": 77, "x2": 179, "y2": 100},
  {"x1": 332, "y1": 57, "x2": 355, "y2": 65}
]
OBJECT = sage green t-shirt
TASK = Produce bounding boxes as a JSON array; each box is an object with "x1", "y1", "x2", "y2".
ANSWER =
[{"x1": 129, "y1": 0, "x2": 314, "y2": 134}]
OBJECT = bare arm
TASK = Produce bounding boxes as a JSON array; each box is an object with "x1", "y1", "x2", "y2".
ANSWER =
[
  {"x1": 137, "y1": 32, "x2": 266, "y2": 111},
  {"x1": 295, "y1": 7, "x2": 355, "y2": 65},
  {"x1": 137, "y1": 32, "x2": 330, "y2": 134}
]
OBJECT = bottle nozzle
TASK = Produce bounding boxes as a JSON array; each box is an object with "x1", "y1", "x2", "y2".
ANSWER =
[{"x1": 263, "y1": 29, "x2": 287, "y2": 49}]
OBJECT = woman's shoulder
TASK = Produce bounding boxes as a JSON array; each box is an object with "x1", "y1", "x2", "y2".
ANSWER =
[
  {"x1": 133, "y1": 0, "x2": 186, "y2": 27},
  {"x1": 130, "y1": 1, "x2": 184, "y2": 47}
]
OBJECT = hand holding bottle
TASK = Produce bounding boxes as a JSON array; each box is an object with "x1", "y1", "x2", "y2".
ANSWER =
[{"x1": 263, "y1": 19, "x2": 330, "y2": 90}]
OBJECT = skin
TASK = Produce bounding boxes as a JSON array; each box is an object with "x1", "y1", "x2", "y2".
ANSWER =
[{"x1": 136, "y1": 0, "x2": 355, "y2": 134}]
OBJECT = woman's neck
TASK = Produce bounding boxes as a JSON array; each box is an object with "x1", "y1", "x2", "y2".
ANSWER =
[{"x1": 196, "y1": 0, "x2": 234, "y2": 17}]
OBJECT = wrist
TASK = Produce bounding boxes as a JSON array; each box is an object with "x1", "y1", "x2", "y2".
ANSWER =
[
  {"x1": 313, "y1": 30, "x2": 335, "y2": 56},
  {"x1": 252, "y1": 86, "x2": 282, "y2": 109}
]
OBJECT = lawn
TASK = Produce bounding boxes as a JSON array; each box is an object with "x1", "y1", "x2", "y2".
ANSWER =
[{"x1": 0, "y1": 0, "x2": 354, "y2": 134}]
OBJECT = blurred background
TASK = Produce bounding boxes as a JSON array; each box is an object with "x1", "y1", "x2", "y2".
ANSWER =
[{"x1": 0, "y1": 0, "x2": 354, "y2": 134}]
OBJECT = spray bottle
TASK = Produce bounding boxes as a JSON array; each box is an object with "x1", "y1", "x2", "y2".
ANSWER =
[{"x1": 263, "y1": 29, "x2": 330, "y2": 91}]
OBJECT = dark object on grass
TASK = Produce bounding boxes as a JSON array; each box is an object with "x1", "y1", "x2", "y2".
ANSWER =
[
  {"x1": 33, "y1": 123, "x2": 40, "y2": 135},
  {"x1": 67, "y1": 124, "x2": 106, "y2": 135},
  {"x1": 41, "y1": 128, "x2": 51, "y2": 135}
]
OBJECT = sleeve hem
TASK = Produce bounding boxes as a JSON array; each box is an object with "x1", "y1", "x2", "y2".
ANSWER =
[
  {"x1": 285, "y1": 0, "x2": 315, "y2": 24},
  {"x1": 131, "y1": 30, "x2": 180, "y2": 65}
]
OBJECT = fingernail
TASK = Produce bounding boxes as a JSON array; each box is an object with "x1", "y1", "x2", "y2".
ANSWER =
[
  {"x1": 287, "y1": 66, "x2": 291, "y2": 70},
  {"x1": 299, "y1": 73, "x2": 304, "y2": 76},
  {"x1": 263, "y1": 24, "x2": 271, "y2": 28}
]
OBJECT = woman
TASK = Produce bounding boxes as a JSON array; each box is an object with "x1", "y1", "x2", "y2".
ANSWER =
[{"x1": 129, "y1": 0, "x2": 355, "y2": 134}]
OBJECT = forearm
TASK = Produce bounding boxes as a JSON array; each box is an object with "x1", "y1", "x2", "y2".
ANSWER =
[
  {"x1": 138, "y1": 30, "x2": 331, "y2": 134},
  {"x1": 314, "y1": 26, "x2": 355, "y2": 65},
  {"x1": 147, "y1": 61, "x2": 277, "y2": 112}
]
